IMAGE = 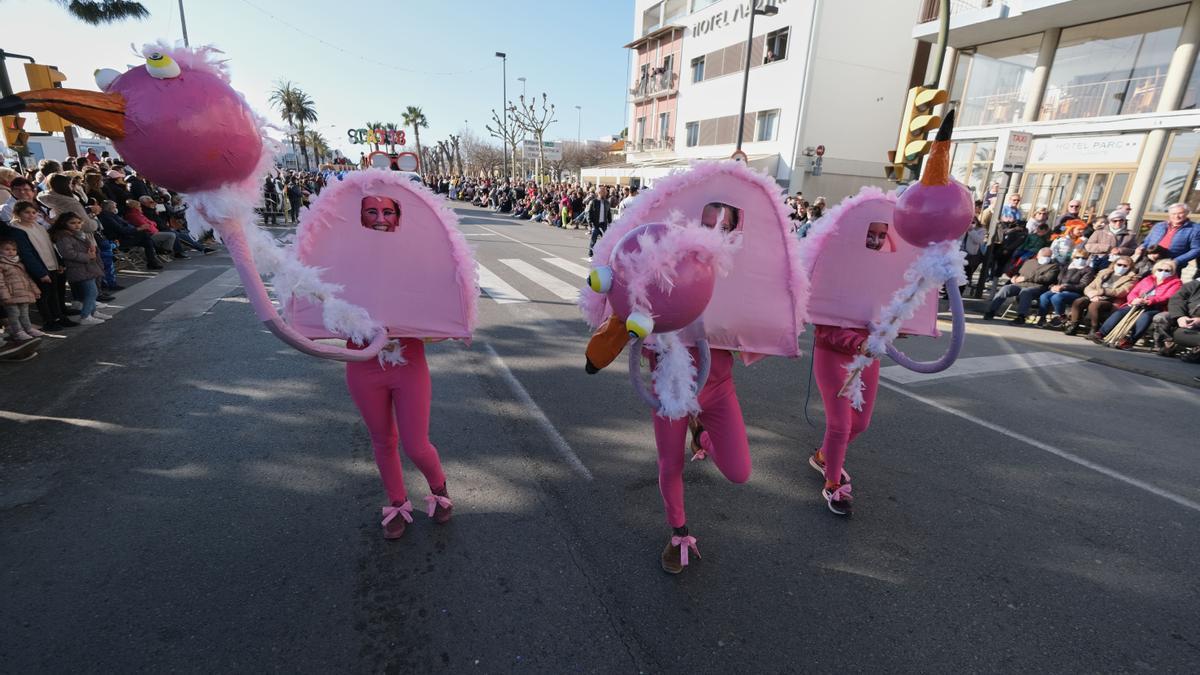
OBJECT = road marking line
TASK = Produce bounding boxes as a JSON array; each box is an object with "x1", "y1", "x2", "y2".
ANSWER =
[
  {"x1": 103, "y1": 269, "x2": 198, "y2": 314},
  {"x1": 880, "y1": 351, "x2": 1083, "y2": 384},
  {"x1": 879, "y1": 381, "x2": 1200, "y2": 514},
  {"x1": 482, "y1": 343, "x2": 592, "y2": 480},
  {"x1": 500, "y1": 259, "x2": 579, "y2": 300},
  {"x1": 152, "y1": 268, "x2": 243, "y2": 322},
  {"x1": 476, "y1": 263, "x2": 529, "y2": 304},
  {"x1": 473, "y1": 223, "x2": 563, "y2": 258},
  {"x1": 541, "y1": 257, "x2": 590, "y2": 281}
]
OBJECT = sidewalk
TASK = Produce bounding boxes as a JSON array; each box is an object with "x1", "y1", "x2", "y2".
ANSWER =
[{"x1": 951, "y1": 295, "x2": 1200, "y2": 389}]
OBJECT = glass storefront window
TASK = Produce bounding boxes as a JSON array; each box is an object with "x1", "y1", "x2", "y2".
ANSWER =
[
  {"x1": 1041, "y1": 6, "x2": 1186, "y2": 121},
  {"x1": 949, "y1": 141, "x2": 995, "y2": 199},
  {"x1": 958, "y1": 34, "x2": 1041, "y2": 127},
  {"x1": 1150, "y1": 131, "x2": 1200, "y2": 215}
]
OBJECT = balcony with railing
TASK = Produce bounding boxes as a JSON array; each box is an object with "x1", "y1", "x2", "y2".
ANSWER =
[
  {"x1": 630, "y1": 70, "x2": 678, "y2": 101},
  {"x1": 918, "y1": 0, "x2": 995, "y2": 23},
  {"x1": 1039, "y1": 73, "x2": 1166, "y2": 121},
  {"x1": 635, "y1": 136, "x2": 675, "y2": 153}
]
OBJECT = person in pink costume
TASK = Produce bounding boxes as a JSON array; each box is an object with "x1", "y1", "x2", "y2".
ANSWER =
[
  {"x1": 3, "y1": 45, "x2": 478, "y2": 539},
  {"x1": 581, "y1": 161, "x2": 809, "y2": 573},
  {"x1": 801, "y1": 113, "x2": 971, "y2": 516}
]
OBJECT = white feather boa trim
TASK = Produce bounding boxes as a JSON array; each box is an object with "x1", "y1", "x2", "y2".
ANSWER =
[
  {"x1": 842, "y1": 241, "x2": 966, "y2": 410},
  {"x1": 652, "y1": 332, "x2": 701, "y2": 420}
]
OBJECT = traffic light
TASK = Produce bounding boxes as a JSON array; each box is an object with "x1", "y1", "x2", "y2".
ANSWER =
[
  {"x1": 3, "y1": 115, "x2": 29, "y2": 154},
  {"x1": 885, "y1": 85, "x2": 949, "y2": 182},
  {"x1": 23, "y1": 63, "x2": 71, "y2": 132}
]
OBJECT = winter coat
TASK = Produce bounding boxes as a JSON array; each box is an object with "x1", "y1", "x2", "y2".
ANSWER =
[
  {"x1": 36, "y1": 192, "x2": 99, "y2": 234},
  {"x1": 1120, "y1": 275, "x2": 1183, "y2": 309},
  {"x1": 1055, "y1": 264, "x2": 1095, "y2": 294},
  {"x1": 0, "y1": 223, "x2": 51, "y2": 280},
  {"x1": 1015, "y1": 259, "x2": 1061, "y2": 289},
  {"x1": 0, "y1": 256, "x2": 40, "y2": 305},
  {"x1": 1143, "y1": 220, "x2": 1200, "y2": 266},
  {"x1": 1084, "y1": 227, "x2": 1135, "y2": 255},
  {"x1": 53, "y1": 232, "x2": 103, "y2": 283},
  {"x1": 1166, "y1": 279, "x2": 1200, "y2": 321},
  {"x1": 1084, "y1": 267, "x2": 1138, "y2": 303}
]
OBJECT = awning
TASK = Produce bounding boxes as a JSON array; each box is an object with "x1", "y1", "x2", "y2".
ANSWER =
[{"x1": 624, "y1": 25, "x2": 685, "y2": 49}]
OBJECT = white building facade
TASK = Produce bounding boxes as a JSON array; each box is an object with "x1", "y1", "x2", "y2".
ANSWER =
[
  {"x1": 584, "y1": 0, "x2": 921, "y2": 200},
  {"x1": 915, "y1": 0, "x2": 1200, "y2": 231}
]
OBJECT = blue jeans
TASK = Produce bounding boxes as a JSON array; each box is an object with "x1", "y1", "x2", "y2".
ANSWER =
[
  {"x1": 988, "y1": 284, "x2": 1043, "y2": 316},
  {"x1": 1038, "y1": 290, "x2": 1081, "y2": 316},
  {"x1": 1100, "y1": 306, "x2": 1160, "y2": 341},
  {"x1": 71, "y1": 278, "x2": 98, "y2": 318}
]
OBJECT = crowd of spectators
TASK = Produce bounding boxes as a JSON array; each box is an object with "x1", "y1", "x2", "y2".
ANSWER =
[
  {"x1": 1, "y1": 155, "x2": 214, "y2": 354},
  {"x1": 969, "y1": 196, "x2": 1200, "y2": 364},
  {"x1": 261, "y1": 170, "x2": 328, "y2": 224}
]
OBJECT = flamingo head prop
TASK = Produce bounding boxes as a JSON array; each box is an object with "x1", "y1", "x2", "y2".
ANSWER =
[
  {"x1": 892, "y1": 110, "x2": 973, "y2": 248},
  {"x1": 0, "y1": 44, "x2": 263, "y2": 193},
  {"x1": 588, "y1": 222, "x2": 721, "y2": 339}
]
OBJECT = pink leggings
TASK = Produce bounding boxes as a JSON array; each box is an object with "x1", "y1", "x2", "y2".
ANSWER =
[
  {"x1": 345, "y1": 338, "x2": 446, "y2": 505},
  {"x1": 812, "y1": 343, "x2": 879, "y2": 485},
  {"x1": 651, "y1": 348, "x2": 750, "y2": 528}
]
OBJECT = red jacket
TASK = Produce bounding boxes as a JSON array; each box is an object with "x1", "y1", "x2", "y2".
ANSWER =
[
  {"x1": 124, "y1": 207, "x2": 158, "y2": 234},
  {"x1": 1120, "y1": 276, "x2": 1182, "y2": 309}
]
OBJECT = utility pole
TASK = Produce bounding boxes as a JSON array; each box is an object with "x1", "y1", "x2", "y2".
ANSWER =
[
  {"x1": 178, "y1": 0, "x2": 191, "y2": 46},
  {"x1": 735, "y1": 1, "x2": 779, "y2": 154},
  {"x1": 495, "y1": 52, "x2": 507, "y2": 181}
]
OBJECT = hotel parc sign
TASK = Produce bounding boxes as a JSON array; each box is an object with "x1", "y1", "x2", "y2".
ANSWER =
[
  {"x1": 1028, "y1": 133, "x2": 1145, "y2": 166},
  {"x1": 692, "y1": 0, "x2": 789, "y2": 36}
]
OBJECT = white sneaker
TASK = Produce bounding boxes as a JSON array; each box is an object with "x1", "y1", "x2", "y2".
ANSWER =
[
  {"x1": 92, "y1": 311, "x2": 114, "y2": 320},
  {"x1": 11, "y1": 330, "x2": 33, "y2": 341},
  {"x1": 80, "y1": 316, "x2": 105, "y2": 325},
  {"x1": 27, "y1": 328, "x2": 46, "y2": 337}
]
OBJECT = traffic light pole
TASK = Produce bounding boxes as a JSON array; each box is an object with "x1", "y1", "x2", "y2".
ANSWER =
[{"x1": 0, "y1": 49, "x2": 37, "y2": 98}]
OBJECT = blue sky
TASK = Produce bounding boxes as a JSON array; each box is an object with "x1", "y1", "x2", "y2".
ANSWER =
[{"x1": 5, "y1": 0, "x2": 633, "y2": 156}]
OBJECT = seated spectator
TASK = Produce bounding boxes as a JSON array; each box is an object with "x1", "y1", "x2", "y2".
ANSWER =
[
  {"x1": 983, "y1": 247, "x2": 1060, "y2": 325},
  {"x1": 141, "y1": 195, "x2": 210, "y2": 255},
  {"x1": 1037, "y1": 249, "x2": 1094, "y2": 327},
  {"x1": 36, "y1": 173, "x2": 101, "y2": 235},
  {"x1": 1133, "y1": 245, "x2": 1170, "y2": 278},
  {"x1": 1008, "y1": 223, "x2": 1052, "y2": 274},
  {"x1": 99, "y1": 200, "x2": 164, "y2": 270},
  {"x1": 1090, "y1": 259, "x2": 1183, "y2": 349},
  {"x1": 123, "y1": 199, "x2": 179, "y2": 258},
  {"x1": 1152, "y1": 278, "x2": 1200, "y2": 358},
  {"x1": 1083, "y1": 211, "x2": 1136, "y2": 270},
  {"x1": 1064, "y1": 255, "x2": 1137, "y2": 336},
  {"x1": 1026, "y1": 206, "x2": 1052, "y2": 233},
  {"x1": 1137, "y1": 202, "x2": 1200, "y2": 271},
  {"x1": 1049, "y1": 221, "x2": 1085, "y2": 264}
]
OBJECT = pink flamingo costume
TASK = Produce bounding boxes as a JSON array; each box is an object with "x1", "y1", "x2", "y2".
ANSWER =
[
  {"x1": 581, "y1": 161, "x2": 810, "y2": 573},
  {"x1": 1, "y1": 45, "x2": 479, "y2": 538},
  {"x1": 799, "y1": 113, "x2": 971, "y2": 515}
]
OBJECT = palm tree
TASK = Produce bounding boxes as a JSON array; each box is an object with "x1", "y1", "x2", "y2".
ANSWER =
[
  {"x1": 402, "y1": 106, "x2": 428, "y2": 172},
  {"x1": 304, "y1": 130, "x2": 329, "y2": 165},
  {"x1": 363, "y1": 121, "x2": 383, "y2": 152},
  {"x1": 383, "y1": 122, "x2": 400, "y2": 153},
  {"x1": 50, "y1": 0, "x2": 149, "y2": 24},
  {"x1": 269, "y1": 81, "x2": 319, "y2": 170}
]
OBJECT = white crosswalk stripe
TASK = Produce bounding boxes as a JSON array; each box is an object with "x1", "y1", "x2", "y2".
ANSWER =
[
  {"x1": 476, "y1": 263, "x2": 530, "y2": 304},
  {"x1": 541, "y1": 257, "x2": 590, "y2": 281},
  {"x1": 499, "y1": 259, "x2": 579, "y2": 300}
]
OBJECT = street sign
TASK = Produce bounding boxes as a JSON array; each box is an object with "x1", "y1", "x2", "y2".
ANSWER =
[
  {"x1": 992, "y1": 129, "x2": 1032, "y2": 173},
  {"x1": 520, "y1": 139, "x2": 562, "y2": 161}
]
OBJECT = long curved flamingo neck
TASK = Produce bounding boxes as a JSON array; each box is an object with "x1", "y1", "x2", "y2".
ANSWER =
[
  {"x1": 885, "y1": 282, "x2": 965, "y2": 372},
  {"x1": 216, "y1": 213, "x2": 386, "y2": 362}
]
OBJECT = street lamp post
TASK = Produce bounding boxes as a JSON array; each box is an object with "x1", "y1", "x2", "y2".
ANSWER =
[
  {"x1": 575, "y1": 105, "x2": 582, "y2": 143},
  {"x1": 735, "y1": 1, "x2": 778, "y2": 155},
  {"x1": 178, "y1": 0, "x2": 191, "y2": 46},
  {"x1": 495, "y1": 52, "x2": 508, "y2": 180}
]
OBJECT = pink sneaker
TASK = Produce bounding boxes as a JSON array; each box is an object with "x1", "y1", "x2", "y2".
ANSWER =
[
  {"x1": 809, "y1": 449, "x2": 851, "y2": 484},
  {"x1": 381, "y1": 501, "x2": 413, "y2": 539},
  {"x1": 26, "y1": 328, "x2": 46, "y2": 337},
  {"x1": 425, "y1": 492, "x2": 453, "y2": 524}
]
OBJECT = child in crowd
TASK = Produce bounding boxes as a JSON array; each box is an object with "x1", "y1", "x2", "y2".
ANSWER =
[
  {"x1": 0, "y1": 239, "x2": 44, "y2": 341},
  {"x1": 49, "y1": 213, "x2": 110, "y2": 325}
]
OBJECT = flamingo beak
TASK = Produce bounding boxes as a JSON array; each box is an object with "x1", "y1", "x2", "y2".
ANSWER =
[{"x1": 0, "y1": 88, "x2": 126, "y2": 140}]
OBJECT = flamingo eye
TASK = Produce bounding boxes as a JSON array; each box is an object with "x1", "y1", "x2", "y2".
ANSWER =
[{"x1": 145, "y1": 53, "x2": 181, "y2": 79}]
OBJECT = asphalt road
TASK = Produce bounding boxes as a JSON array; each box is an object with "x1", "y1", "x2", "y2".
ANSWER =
[{"x1": 2, "y1": 203, "x2": 1198, "y2": 673}]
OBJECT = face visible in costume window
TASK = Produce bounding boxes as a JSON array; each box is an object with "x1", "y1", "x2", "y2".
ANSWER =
[
  {"x1": 700, "y1": 202, "x2": 741, "y2": 233},
  {"x1": 361, "y1": 196, "x2": 400, "y2": 232},
  {"x1": 866, "y1": 221, "x2": 890, "y2": 251}
]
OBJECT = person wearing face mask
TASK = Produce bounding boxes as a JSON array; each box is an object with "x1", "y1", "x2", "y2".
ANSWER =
[
  {"x1": 1036, "y1": 250, "x2": 1095, "y2": 327},
  {"x1": 1151, "y1": 278, "x2": 1200, "y2": 357},
  {"x1": 1089, "y1": 260, "x2": 1183, "y2": 349},
  {"x1": 1064, "y1": 256, "x2": 1138, "y2": 336},
  {"x1": 1133, "y1": 245, "x2": 1170, "y2": 279},
  {"x1": 983, "y1": 246, "x2": 1061, "y2": 324},
  {"x1": 1083, "y1": 211, "x2": 1137, "y2": 270}
]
